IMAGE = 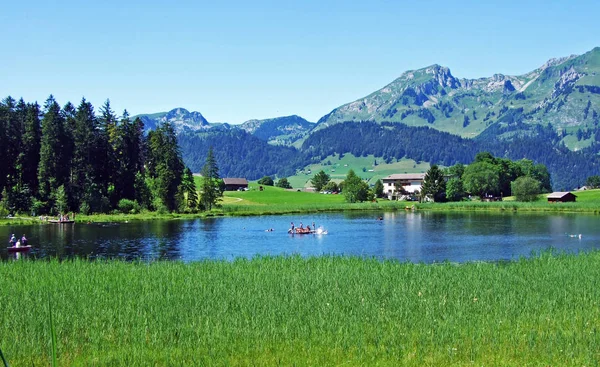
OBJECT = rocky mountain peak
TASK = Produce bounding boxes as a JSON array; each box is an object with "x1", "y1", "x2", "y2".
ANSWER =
[{"x1": 426, "y1": 64, "x2": 460, "y2": 89}]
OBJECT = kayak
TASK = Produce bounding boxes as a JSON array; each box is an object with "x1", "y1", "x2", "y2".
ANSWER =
[{"x1": 7, "y1": 245, "x2": 31, "y2": 253}]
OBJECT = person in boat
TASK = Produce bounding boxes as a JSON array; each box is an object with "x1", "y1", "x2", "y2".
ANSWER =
[
  {"x1": 290, "y1": 222, "x2": 295, "y2": 233},
  {"x1": 15, "y1": 239, "x2": 21, "y2": 248},
  {"x1": 9, "y1": 234, "x2": 16, "y2": 246},
  {"x1": 21, "y1": 234, "x2": 27, "y2": 246}
]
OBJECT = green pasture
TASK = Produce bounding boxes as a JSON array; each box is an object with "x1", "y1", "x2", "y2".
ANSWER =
[
  {"x1": 287, "y1": 154, "x2": 430, "y2": 188},
  {"x1": 1, "y1": 252, "x2": 600, "y2": 365}
]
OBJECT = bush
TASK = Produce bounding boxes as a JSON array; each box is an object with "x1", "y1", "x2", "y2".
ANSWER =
[
  {"x1": 511, "y1": 176, "x2": 541, "y2": 202},
  {"x1": 79, "y1": 202, "x2": 91, "y2": 215},
  {"x1": 257, "y1": 176, "x2": 274, "y2": 186},
  {"x1": 117, "y1": 199, "x2": 140, "y2": 214}
]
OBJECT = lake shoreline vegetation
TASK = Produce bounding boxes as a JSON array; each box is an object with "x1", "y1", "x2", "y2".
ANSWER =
[
  {"x1": 2, "y1": 251, "x2": 600, "y2": 365},
  {"x1": 3, "y1": 188, "x2": 600, "y2": 226}
]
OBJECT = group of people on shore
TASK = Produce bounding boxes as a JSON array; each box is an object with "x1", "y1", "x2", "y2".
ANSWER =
[
  {"x1": 8, "y1": 234, "x2": 27, "y2": 248},
  {"x1": 289, "y1": 221, "x2": 316, "y2": 234}
]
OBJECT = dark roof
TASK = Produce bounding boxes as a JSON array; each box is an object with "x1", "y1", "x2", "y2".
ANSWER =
[
  {"x1": 382, "y1": 173, "x2": 426, "y2": 181},
  {"x1": 547, "y1": 192, "x2": 577, "y2": 199},
  {"x1": 223, "y1": 178, "x2": 248, "y2": 185}
]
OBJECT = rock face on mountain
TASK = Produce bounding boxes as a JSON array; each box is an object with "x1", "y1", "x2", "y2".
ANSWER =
[
  {"x1": 134, "y1": 108, "x2": 219, "y2": 133},
  {"x1": 316, "y1": 48, "x2": 600, "y2": 150},
  {"x1": 134, "y1": 109, "x2": 313, "y2": 145},
  {"x1": 239, "y1": 115, "x2": 314, "y2": 145}
]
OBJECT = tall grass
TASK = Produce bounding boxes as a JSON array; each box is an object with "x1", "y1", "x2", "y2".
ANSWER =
[
  {"x1": 418, "y1": 200, "x2": 600, "y2": 213},
  {"x1": 1, "y1": 253, "x2": 600, "y2": 365}
]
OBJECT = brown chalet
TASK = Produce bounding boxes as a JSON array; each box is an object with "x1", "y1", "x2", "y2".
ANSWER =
[
  {"x1": 223, "y1": 178, "x2": 248, "y2": 191},
  {"x1": 547, "y1": 192, "x2": 577, "y2": 203}
]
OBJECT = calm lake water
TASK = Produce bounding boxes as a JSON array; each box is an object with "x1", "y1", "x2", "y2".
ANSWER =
[{"x1": 2, "y1": 211, "x2": 600, "y2": 263}]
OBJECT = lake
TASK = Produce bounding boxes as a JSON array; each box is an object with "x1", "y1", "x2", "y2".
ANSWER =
[{"x1": 2, "y1": 211, "x2": 599, "y2": 263}]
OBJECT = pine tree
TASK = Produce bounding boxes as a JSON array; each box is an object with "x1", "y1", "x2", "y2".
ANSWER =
[
  {"x1": 71, "y1": 98, "x2": 97, "y2": 210},
  {"x1": 182, "y1": 167, "x2": 198, "y2": 210},
  {"x1": 0, "y1": 97, "x2": 20, "y2": 195},
  {"x1": 146, "y1": 122, "x2": 184, "y2": 211},
  {"x1": 38, "y1": 95, "x2": 68, "y2": 202},
  {"x1": 200, "y1": 146, "x2": 222, "y2": 211},
  {"x1": 19, "y1": 103, "x2": 41, "y2": 196},
  {"x1": 421, "y1": 165, "x2": 446, "y2": 202},
  {"x1": 373, "y1": 179, "x2": 384, "y2": 198},
  {"x1": 98, "y1": 99, "x2": 120, "y2": 205}
]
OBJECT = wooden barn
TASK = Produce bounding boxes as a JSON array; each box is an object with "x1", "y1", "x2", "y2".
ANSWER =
[
  {"x1": 547, "y1": 192, "x2": 577, "y2": 203},
  {"x1": 223, "y1": 178, "x2": 249, "y2": 191}
]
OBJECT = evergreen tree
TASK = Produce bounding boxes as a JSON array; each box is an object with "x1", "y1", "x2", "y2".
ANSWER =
[
  {"x1": 147, "y1": 122, "x2": 185, "y2": 211},
  {"x1": 98, "y1": 100, "x2": 120, "y2": 205},
  {"x1": 421, "y1": 165, "x2": 446, "y2": 202},
  {"x1": 373, "y1": 179, "x2": 384, "y2": 198},
  {"x1": 0, "y1": 97, "x2": 20, "y2": 196},
  {"x1": 19, "y1": 103, "x2": 41, "y2": 196},
  {"x1": 200, "y1": 146, "x2": 222, "y2": 211},
  {"x1": 182, "y1": 167, "x2": 198, "y2": 210},
  {"x1": 71, "y1": 98, "x2": 98, "y2": 210},
  {"x1": 38, "y1": 95, "x2": 69, "y2": 203}
]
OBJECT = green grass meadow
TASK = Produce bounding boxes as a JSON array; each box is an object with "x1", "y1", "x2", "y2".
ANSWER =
[
  {"x1": 2, "y1": 253, "x2": 600, "y2": 365},
  {"x1": 286, "y1": 154, "x2": 430, "y2": 189}
]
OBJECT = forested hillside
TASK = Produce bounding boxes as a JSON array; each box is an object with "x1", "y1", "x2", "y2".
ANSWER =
[
  {"x1": 239, "y1": 115, "x2": 314, "y2": 145},
  {"x1": 302, "y1": 121, "x2": 600, "y2": 190},
  {"x1": 177, "y1": 129, "x2": 305, "y2": 180}
]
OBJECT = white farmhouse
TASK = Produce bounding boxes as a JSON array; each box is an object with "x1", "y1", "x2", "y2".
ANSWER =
[{"x1": 381, "y1": 173, "x2": 426, "y2": 200}]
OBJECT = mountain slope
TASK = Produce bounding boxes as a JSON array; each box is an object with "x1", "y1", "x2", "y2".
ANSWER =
[
  {"x1": 133, "y1": 108, "x2": 228, "y2": 133},
  {"x1": 316, "y1": 48, "x2": 600, "y2": 149},
  {"x1": 239, "y1": 115, "x2": 314, "y2": 145},
  {"x1": 177, "y1": 129, "x2": 304, "y2": 180}
]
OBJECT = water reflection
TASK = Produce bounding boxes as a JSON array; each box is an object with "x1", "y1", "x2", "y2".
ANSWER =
[{"x1": 1, "y1": 212, "x2": 599, "y2": 263}]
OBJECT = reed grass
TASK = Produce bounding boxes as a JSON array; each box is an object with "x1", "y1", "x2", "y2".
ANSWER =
[{"x1": 1, "y1": 252, "x2": 600, "y2": 365}]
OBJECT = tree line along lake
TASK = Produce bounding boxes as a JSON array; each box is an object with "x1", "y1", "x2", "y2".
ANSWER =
[{"x1": 3, "y1": 211, "x2": 599, "y2": 262}]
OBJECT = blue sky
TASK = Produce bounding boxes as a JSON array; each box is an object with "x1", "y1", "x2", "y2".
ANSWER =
[{"x1": 2, "y1": 0, "x2": 599, "y2": 124}]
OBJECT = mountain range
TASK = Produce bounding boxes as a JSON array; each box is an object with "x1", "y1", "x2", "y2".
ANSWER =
[{"x1": 135, "y1": 47, "x2": 600, "y2": 190}]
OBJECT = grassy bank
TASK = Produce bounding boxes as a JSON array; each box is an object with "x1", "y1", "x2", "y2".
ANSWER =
[
  {"x1": 1, "y1": 252, "x2": 599, "y2": 365},
  {"x1": 2, "y1": 187, "x2": 599, "y2": 227}
]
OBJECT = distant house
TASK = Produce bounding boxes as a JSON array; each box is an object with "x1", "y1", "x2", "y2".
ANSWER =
[
  {"x1": 382, "y1": 173, "x2": 426, "y2": 200},
  {"x1": 223, "y1": 178, "x2": 249, "y2": 191},
  {"x1": 547, "y1": 192, "x2": 577, "y2": 203}
]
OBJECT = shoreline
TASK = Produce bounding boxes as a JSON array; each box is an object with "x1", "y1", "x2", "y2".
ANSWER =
[{"x1": 1, "y1": 200, "x2": 599, "y2": 226}]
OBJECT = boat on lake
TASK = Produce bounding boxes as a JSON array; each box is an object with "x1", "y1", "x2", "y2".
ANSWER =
[
  {"x1": 288, "y1": 228, "x2": 328, "y2": 235},
  {"x1": 48, "y1": 220, "x2": 75, "y2": 224}
]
